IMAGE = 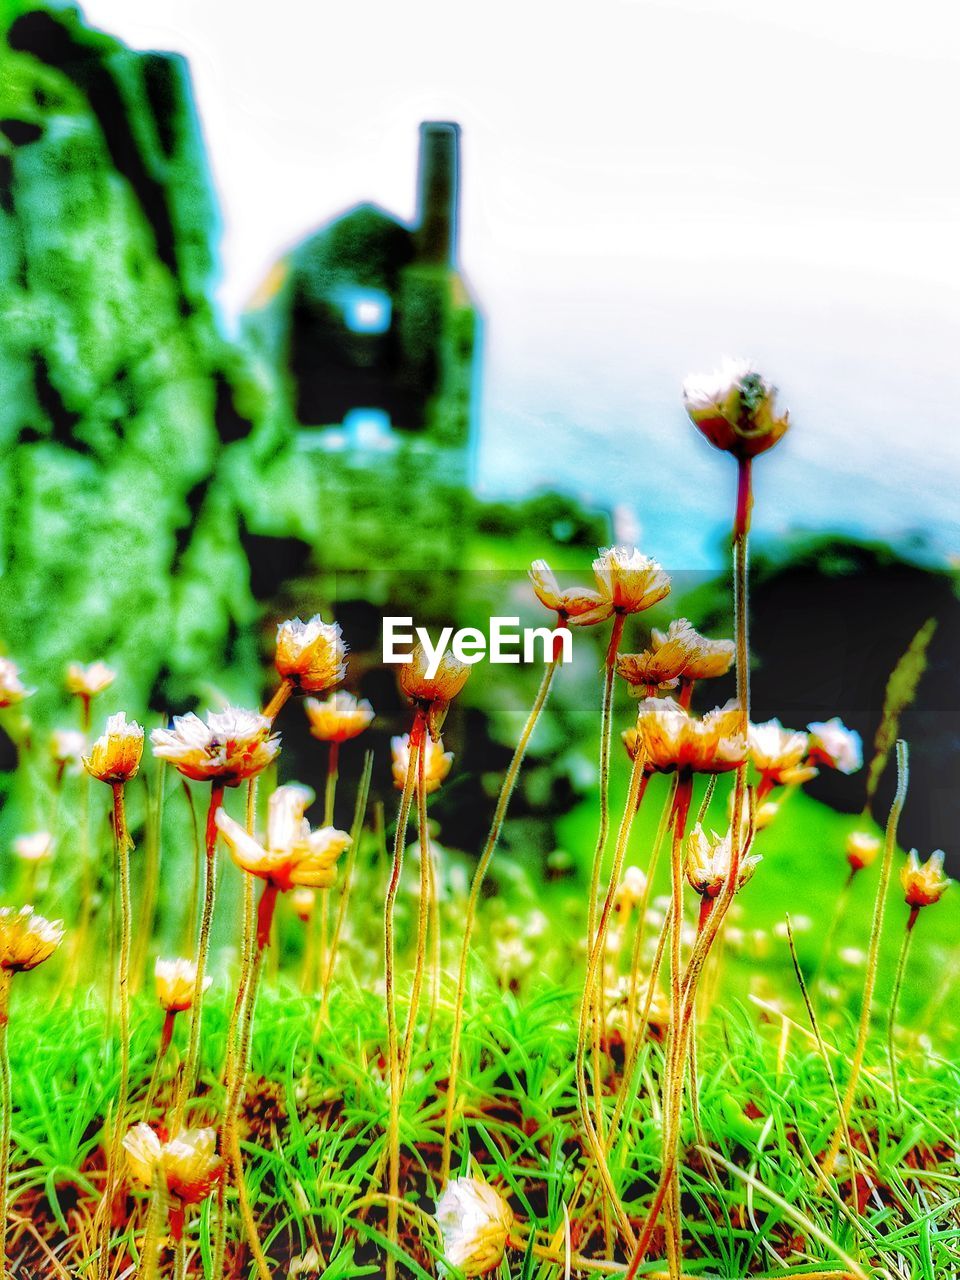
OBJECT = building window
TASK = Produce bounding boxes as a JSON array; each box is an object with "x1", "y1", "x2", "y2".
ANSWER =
[{"x1": 340, "y1": 287, "x2": 392, "y2": 334}]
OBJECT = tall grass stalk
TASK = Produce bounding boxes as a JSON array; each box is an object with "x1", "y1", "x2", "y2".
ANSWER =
[
  {"x1": 384, "y1": 710, "x2": 423, "y2": 1280},
  {"x1": 97, "y1": 781, "x2": 134, "y2": 1280},
  {"x1": 824, "y1": 739, "x2": 909, "y2": 1174},
  {"x1": 441, "y1": 654, "x2": 560, "y2": 1181}
]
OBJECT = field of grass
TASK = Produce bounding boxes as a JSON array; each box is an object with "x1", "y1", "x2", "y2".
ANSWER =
[{"x1": 2, "y1": 784, "x2": 957, "y2": 1279}]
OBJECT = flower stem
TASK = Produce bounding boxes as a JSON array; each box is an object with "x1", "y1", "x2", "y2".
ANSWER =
[
  {"x1": 823, "y1": 739, "x2": 909, "y2": 1174},
  {"x1": 575, "y1": 743, "x2": 647, "y2": 1252},
  {"x1": 887, "y1": 906, "x2": 918, "y2": 1114},
  {"x1": 400, "y1": 732, "x2": 430, "y2": 1087},
  {"x1": 262, "y1": 677, "x2": 293, "y2": 723},
  {"x1": 441, "y1": 656, "x2": 559, "y2": 1182},
  {"x1": 384, "y1": 710, "x2": 424, "y2": 1280},
  {"x1": 0, "y1": 970, "x2": 12, "y2": 1280},
  {"x1": 175, "y1": 782, "x2": 223, "y2": 1129},
  {"x1": 319, "y1": 752, "x2": 373, "y2": 1023},
  {"x1": 97, "y1": 782, "x2": 133, "y2": 1280}
]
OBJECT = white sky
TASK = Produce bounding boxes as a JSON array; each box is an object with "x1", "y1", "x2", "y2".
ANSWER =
[{"x1": 80, "y1": 0, "x2": 960, "y2": 565}]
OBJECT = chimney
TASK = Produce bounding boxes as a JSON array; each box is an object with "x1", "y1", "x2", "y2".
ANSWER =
[{"x1": 415, "y1": 121, "x2": 460, "y2": 266}]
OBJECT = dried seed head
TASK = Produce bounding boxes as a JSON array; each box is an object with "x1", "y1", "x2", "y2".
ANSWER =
[
  {"x1": 83, "y1": 712, "x2": 144, "y2": 784},
  {"x1": 275, "y1": 615, "x2": 347, "y2": 693},
  {"x1": 683, "y1": 358, "x2": 790, "y2": 460}
]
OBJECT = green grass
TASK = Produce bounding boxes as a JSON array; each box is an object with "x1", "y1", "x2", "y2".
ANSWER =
[{"x1": 4, "y1": 791, "x2": 959, "y2": 1278}]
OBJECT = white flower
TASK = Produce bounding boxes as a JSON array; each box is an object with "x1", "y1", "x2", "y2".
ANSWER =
[
  {"x1": 807, "y1": 717, "x2": 862, "y2": 774},
  {"x1": 12, "y1": 832, "x2": 54, "y2": 863},
  {"x1": 435, "y1": 1178, "x2": 513, "y2": 1276}
]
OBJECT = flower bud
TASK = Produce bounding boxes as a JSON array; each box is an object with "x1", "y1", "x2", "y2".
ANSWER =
[
  {"x1": 435, "y1": 1177, "x2": 513, "y2": 1276},
  {"x1": 275, "y1": 615, "x2": 347, "y2": 693},
  {"x1": 83, "y1": 712, "x2": 144, "y2": 784},
  {"x1": 900, "y1": 849, "x2": 950, "y2": 909},
  {"x1": 683, "y1": 359, "x2": 789, "y2": 460}
]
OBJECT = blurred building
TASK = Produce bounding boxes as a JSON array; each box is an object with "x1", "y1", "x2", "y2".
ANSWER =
[{"x1": 243, "y1": 122, "x2": 480, "y2": 571}]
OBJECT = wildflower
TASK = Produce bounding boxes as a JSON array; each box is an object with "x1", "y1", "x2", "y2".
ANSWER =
[
  {"x1": 49, "y1": 728, "x2": 86, "y2": 771},
  {"x1": 398, "y1": 643, "x2": 469, "y2": 737},
  {"x1": 391, "y1": 733, "x2": 453, "y2": 795},
  {"x1": 749, "y1": 719, "x2": 815, "y2": 788},
  {"x1": 627, "y1": 697, "x2": 745, "y2": 774},
  {"x1": 291, "y1": 887, "x2": 316, "y2": 922},
  {"x1": 304, "y1": 690, "x2": 374, "y2": 742},
  {"x1": 289, "y1": 1249, "x2": 323, "y2": 1277},
  {"x1": 493, "y1": 935, "x2": 535, "y2": 986},
  {"x1": 150, "y1": 706, "x2": 279, "y2": 787},
  {"x1": 83, "y1": 712, "x2": 144, "y2": 784},
  {"x1": 685, "y1": 825, "x2": 761, "y2": 898},
  {"x1": 0, "y1": 906, "x2": 64, "y2": 971},
  {"x1": 603, "y1": 975, "x2": 671, "y2": 1046},
  {"x1": 154, "y1": 958, "x2": 212, "y2": 1013},
  {"x1": 846, "y1": 830, "x2": 881, "y2": 873},
  {"x1": 619, "y1": 619, "x2": 734, "y2": 692},
  {"x1": 12, "y1": 832, "x2": 53, "y2": 864},
  {"x1": 275, "y1": 615, "x2": 347, "y2": 693},
  {"x1": 900, "y1": 849, "x2": 950, "y2": 909},
  {"x1": 0, "y1": 658, "x2": 32, "y2": 708},
  {"x1": 65, "y1": 661, "x2": 116, "y2": 699},
  {"x1": 215, "y1": 784, "x2": 350, "y2": 892},
  {"x1": 574, "y1": 546, "x2": 670, "y2": 626},
  {"x1": 614, "y1": 865, "x2": 647, "y2": 914},
  {"x1": 435, "y1": 1177, "x2": 514, "y2": 1276},
  {"x1": 807, "y1": 718, "x2": 862, "y2": 774},
  {"x1": 528, "y1": 560, "x2": 603, "y2": 623},
  {"x1": 682, "y1": 358, "x2": 789, "y2": 459},
  {"x1": 123, "y1": 1123, "x2": 222, "y2": 1204}
]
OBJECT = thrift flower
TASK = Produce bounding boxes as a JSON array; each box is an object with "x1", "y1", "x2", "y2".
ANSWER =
[
  {"x1": 123, "y1": 1123, "x2": 222, "y2": 1204},
  {"x1": 900, "y1": 849, "x2": 950, "y2": 908},
  {"x1": 0, "y1": 906, "x2": 63, "y2": 971},
  {"x1": 83, "y1": 712, "x2": 144, "y2": 784},
  {"x1": 682, "y1": 358, "x2": 790, "y2": 459},
  {"x1": 66, "y1": 661, "x2": 116, "y2": 699},
  {"x1": 627, "y1": 697, "x2": 745, "y2": 774},
  {"x1": 215, "y1": 784, "x2": 350, "y2": 891},
  {"x1": 435, "y1": 1177, "x2": 514, "y2": 1276},
  {"x1": 154, "y1": 958, "x2": 212, "y2": 1013},
  {"x1": 0, "y1": 659, "x2": 32, "y2": 708},
  {"x1": 391, "y1": 733, "x2": 453, "y2": 795},
  {"x1": 151, "y1": 707, "x2": 279, "y2": 787},
  {"x1": 846, "y1": 830, "x2": 881, "y2": 873},
  {"x1": 685, "y1": 824, "x2": 761, "y2": 898},
  {"x1": 807, "y1": 718, "x2": 862, "y2": 774},
  {"x1": 275, "y1": 615, "x2": 347, "y2": 693},
  {"x1": 528, "y1": 560, "x2": 603, "y2": 623},
  {"x1": 304, "y1": 691, "x2": 374, "y2": 742}
]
